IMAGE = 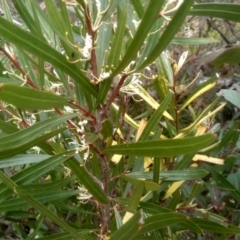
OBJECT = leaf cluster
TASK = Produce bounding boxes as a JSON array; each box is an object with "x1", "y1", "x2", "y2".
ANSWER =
[{"x1": 0, "y1": 0, "x2": 239, "y2": 239}]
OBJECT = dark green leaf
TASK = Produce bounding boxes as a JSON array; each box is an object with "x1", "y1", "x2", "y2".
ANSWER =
[
  {"x1": 0, "y1": 84, "x2": 67, "y2": 109},
  {"x1": 104, "y1": 134, "x2": 215, "y2": 157}
]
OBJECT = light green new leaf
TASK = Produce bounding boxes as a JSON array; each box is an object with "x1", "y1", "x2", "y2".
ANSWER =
[
  {"x1": 0, "y1": 17, "x2": 97, "y2": 96},
  {"x1": 0, "y1": 113, "x2": 78, "y2": 153},
  {"x1": 190, "y1": 3, "x2": 240, "y2": 23},
  {"x1": 136, "y1": 0, "x2": 194, "y2": 71},
  {"x1": 103, "y1": 134, "x2": 215, "y2": 157},
  {"x1": 138, "y1": 212, "x2": 187, "y2": 235},
  {"x1": 0, "y1": 84, "x2": 67, "y2": 109},
  {"x1": 110, "y1": 210, "x2": 143, "y2": 240}
]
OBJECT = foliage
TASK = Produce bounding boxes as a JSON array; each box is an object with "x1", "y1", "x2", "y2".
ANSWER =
[{"x1": 0, "y1": 0, "x2": 239, "y2": 239}]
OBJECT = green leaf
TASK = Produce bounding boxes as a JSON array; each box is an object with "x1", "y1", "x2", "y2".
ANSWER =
[
  {"x1": 15, "y1": 176, "x2": 76, "y2": 195},
  {"x1": 136, "y1": 0, "x2": 194, "y2": 71},
  {"x1": 0, "y1": 169, "x2": 82, "y2": 240},
  {"x1": 0, "y1": 84, "x2": 67, "y2": 109},
  {"x1": 0, "y1": 151, "x2": 76, "y2": 203},
  {"x1": 186, "y1": 181, "x2": 203, "y2": 206},
  {"x1": 110, "y1": 210, "x2": 143, "y2": 240},
  {"x1": 113, "y1": 207, "x2": 123, "y2": 229},
  {"x1": 44, "y1": 0, "x2": 76, "y2": 60},
  {"x1": 34, "y1": 229, "x2": 96, "y2": 240},
  {"x1": 0, "y1": 17, "x2": 97, "y2": 96},
  {"x1": 190, "y1": 3, "x2": 240, "y2": 23},
  {"x1": 192, "y1": 218, "x2": 240, "y2": 234},
  {"x1": 126, "y1": 169, "x2": 208, "y2": 181},
  {"x1": 204, "y1": 165, "x2": 240, "y2": 201},
  {"x1": 171, "y1": 37, "x2": 219, "y2": 45},
  {"x1": 121, "y1": 174, "x2": 160, "y2": 191},
  {"x1": 0, "y1": 154, "x2": 50, "y2": 168},
  {"x1": 138, "y1": 93, "x2": 172, "y2": 141},
  {"x1": 13, "y1": 0, "x2": 36, "y2": 34},
  {"x1": 108, "y1": 7, "x2": 127, "y2": 69},
  {"x1": 179, "y1": 76, "x2": 217, "y2": 111},
  {"x1": 101, "y1": 119, "x2": 113, "y2": 139},
  {"x1": 104, "y1": 134, "x2": 215, "y2": 157},
  {"x1": 127, "y1": 181, "x2": 144, "y2": 212},
  {"x1": 111, "y1": 1, "x2": 165, "y2": 76},
  {"x1": 0, "y1": 127, "x2": 67, "y2": 160},
  {"x1": 0, "y1": 113, "x2": 78, "y2": 154},
  {"x1": 0, "y1": 190, "x2": 79, "y2": 211},
  {"x1": 130, "y1": 0, "x2": 144, "y2": 18},
  {"x1": 138, "y1": 213, "x2": 187, "y2": 235},
  {"x1": 138, "y1": 202, "x2": 202, "y2": 234},
  {"x1": 217, "y1": 89, "x2": 240, "y2": 108},
  {"x1": 65, "y1": 158, "x2": 109, "y2": 204}
]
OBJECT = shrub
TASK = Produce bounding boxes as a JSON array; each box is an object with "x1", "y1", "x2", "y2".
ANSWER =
[{"x1": 0, "y1": 0, "x2": 240, "y2": 239}]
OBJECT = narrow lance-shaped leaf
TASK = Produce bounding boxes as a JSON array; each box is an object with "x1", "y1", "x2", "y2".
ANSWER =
[
  {"x1": 127, "y1": 181, "x2": 144, "y2": 211},
  {"x1": 104, "y1": 134, "x2": 215, "y2": 157},
  {"x1": 189, "y1": 3, "x2": 240, "y2": 23},
  {"x1": 0, "y1": 150, "x2": 77, "y2": 203},
  {"x1": 136, "y1": 0, "x2": 194, "y2": 72},
  {"x1": 0, "y1": 113, "x2": 78, "y2": 153},
  {"x1": 126, "y1": 169, "x2": 208, "y2": 181},
  {"x1": 138, "y1": 213, "x2": 187, "y2": 235},
  {"x1": 179, "y1": 76, "x2": 217, "y2": 112},
  {"x1": 111, "y1": 1, "x2": 165, "y2": 77},
  {"x1": 0, "y1": 170, "x2": 82, "y2": 240},
  {"x1": 138, "y1": 92, "x2": 172, "y2": 141},
  {"x1": 0, "y1": 84, "x2": 67, "y2": 109},
  {"x1": 0, "y1": 127, "x2": 66, "y2": 160},
  {"x1": 0, "y1": 17, "x2": 97, "y2": 96},
  {"x1": 109, "y1": 210, "x2": 143, "y2": 240},
  {"x1": 65, "y1": 158, "x2": 109, "y2": 204}
]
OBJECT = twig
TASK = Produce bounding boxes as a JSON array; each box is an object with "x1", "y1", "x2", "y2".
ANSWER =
[
  {"x1": 82, "y1": 2, "x2": 98, "y2": 80},
  {"x1": 102, "y1": 74, "x2": 128, "y2": 117},
  {"x1": 0, "y1": 47, "x2": 38, "y2": 89},
  {"x1": 206, "y1": 18, "x2": 232, "y2": 46}
]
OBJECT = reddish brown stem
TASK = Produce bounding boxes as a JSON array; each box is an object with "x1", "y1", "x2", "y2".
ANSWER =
[
  {"x1": 0, "y1": 47, "x2": 38, "y2": 89},
  {"x1": 83, "y1": 3, "x2": 98, "y2": 79},
  {"x1": 102, "y1": 74, "x2": 128, "y2": 117},
  {"x1": 69, "y1": 100, "x2": 97, "y2": 123}
]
